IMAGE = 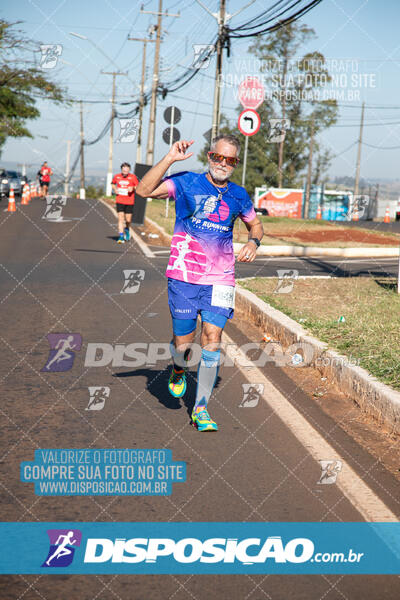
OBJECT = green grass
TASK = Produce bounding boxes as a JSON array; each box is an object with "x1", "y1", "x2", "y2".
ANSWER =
[
  {"x1": 240, "y1": 277, "x2": 400, "y2": 391},
  {"x1": 145, "y1": 199, "x2": 400, "y2": 247}
]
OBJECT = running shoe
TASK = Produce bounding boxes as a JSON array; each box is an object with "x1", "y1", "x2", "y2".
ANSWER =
[
  {"x1": 191, "y1": 407, "x2": 218, "y2": 432},
  {"x1": 168, "y1": 367, "x2": 187, "y2": 398},
  {"x1": 124, "y1": 227, "x2": 130, "y2": 242},
  {"x1": 117, "y1": 233, "x2": 125, "y2": 244}
]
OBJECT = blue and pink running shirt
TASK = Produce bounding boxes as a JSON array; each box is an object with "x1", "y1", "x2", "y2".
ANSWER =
[{"x1": 164, "y1": 171, "x2": 256, "y2": 286}]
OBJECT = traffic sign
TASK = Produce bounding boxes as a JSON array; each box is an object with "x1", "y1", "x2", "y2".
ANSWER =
[
  {"x1": 163, "y1": 106, "x2": 181, "y2": 124},
  {"x1": 238, "y1": 76, "x2": 265, "y2": 110},
  {"x1": 238, "y1": 109, "x2": 261, "y2": 136},
  {"x1": 162, "y1": 126, "x2": 180, "y2": 144}
]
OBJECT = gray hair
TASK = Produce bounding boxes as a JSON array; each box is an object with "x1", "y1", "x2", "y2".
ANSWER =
[{"x1": 210, "y1": 134, "x2": 241, "y2": 156}]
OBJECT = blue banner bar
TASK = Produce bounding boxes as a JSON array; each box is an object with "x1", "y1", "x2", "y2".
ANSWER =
[{"x1": 0, "y1": 522, "x2": 399, "y2": 574}]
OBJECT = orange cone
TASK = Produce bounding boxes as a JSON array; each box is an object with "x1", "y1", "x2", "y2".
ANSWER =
[
  {"x1": 316, "y1": 205, "x2": 322, "y2": 220},
  {"x1": 384, "y1": 206, "x2": 390, "y2": 223},
  {"x1": 21, "y1": 184, "x2": 29, "y2": 205},
  {"x1": 352, "y1": 205, "x2": 359, "y2": 221},
  {"x1": 26, "y1": 183, "x2": 31, "y2": 203},
  {"x1": 30, "y1": 182, "x2": 35, "y2": 198},
  {"x1": 7, "y1": 188, "x2": 16, "y2": 212}
]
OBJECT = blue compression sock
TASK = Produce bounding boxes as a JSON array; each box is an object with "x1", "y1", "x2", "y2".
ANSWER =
[{"x1": 194, "y1": 348, "x2": 220, "y2": 412}]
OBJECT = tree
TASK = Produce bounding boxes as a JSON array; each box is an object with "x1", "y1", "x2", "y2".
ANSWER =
[
  {"x1": 86, "y1": 185, "x2": 105, "y2": 199},
  {"x1": 0, "y1": 20, "x2": 66, "y2": 155},
  {"x1": 198, "y1": 22, "x2": 338, "y2": 192}
]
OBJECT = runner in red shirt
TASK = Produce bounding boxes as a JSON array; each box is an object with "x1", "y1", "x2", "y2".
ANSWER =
[
  {"x1": 37, "y1": 161, "x2": 53, "y2": 198},
  {"x1": 111, "y1": 162, "x2": 139, "y2": 243}
]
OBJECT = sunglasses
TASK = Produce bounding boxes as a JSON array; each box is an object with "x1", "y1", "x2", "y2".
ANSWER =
[{"x1": 208, "y1": 152, "x2": 239, "y2": 167}]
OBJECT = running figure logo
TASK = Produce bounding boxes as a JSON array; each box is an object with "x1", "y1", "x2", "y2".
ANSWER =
[
  {"x1": 43, "y1": 195, "x2": 67, "y2": 220},
  {"x1": 239, "y1": 383, "x2": 264, "y2": 407},
  {"x1": 39, "y1": 44, "x2": 62, "y2": 69},
  {"x1": 268, "y1": 118, "x2": 291, "y2": 143},
  {"x1": 86, "y1": 386, "x2": 110, "y2": 410},
  {"x1": 41, "y1": 333, "x2": 82, "y2": 372},
  {"x1": 349, "y1": 195, "x2": 369, "y2": 220},
  {"x1": 169, "y1": 234, "x2": 192, "y2": 282},
  {"x1": 42, "y1": 529, "x2": 82, "y2": 567},
  {"x1": 274, "y1": 269, "x2": 299, "y2": 294},
  {"x1": 121, "y1": 269, "x2": 145, "y2": 293},
  {"x1": 192, "y1": 44, "x2": 215, "y2": 69},
  {"x1": 116, "y1": 118, "x2": 139, "y2": 143},
  {"x1": 317, "y1": 460, "x2": 343, "y2": 485}
]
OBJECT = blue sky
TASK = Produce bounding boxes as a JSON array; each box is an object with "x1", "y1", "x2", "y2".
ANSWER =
[{"x1": 3, "y1": 0, "x2": 400, "y2": 187}]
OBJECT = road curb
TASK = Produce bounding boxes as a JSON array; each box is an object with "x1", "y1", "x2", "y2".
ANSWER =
[
  {"x1": 235, "y1": 283, "x2": 400, "y2": 434},
  {"x1": 143, "y1": 214, "x2": 399, "y2": 257},
  {"x1": 99, "y1": 198, "x2": 155, "y2": 258},
  {"x1": 145, "y1": 216, "x2": 173, "y2": 246},
  {"x1": 232, "y1": 243, "x2": 400, "y2": 257}
]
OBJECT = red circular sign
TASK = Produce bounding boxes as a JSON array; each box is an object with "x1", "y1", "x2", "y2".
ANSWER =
[
  {"x1": 238, "y1": 76, "x2": 265, "y2": 110},
  {"x1": 238, "y1": 109, "x2": 261, "y2": 136}
]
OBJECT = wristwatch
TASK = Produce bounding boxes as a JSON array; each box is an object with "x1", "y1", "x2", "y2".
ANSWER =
[{"x1": 249, "y1": 237, "x2": 261, "y2": 248}]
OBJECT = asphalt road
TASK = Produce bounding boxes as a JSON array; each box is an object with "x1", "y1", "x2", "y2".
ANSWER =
[
  {"x1": 150, "y1": 247, "x2": 399, "y2": 279},
  {"x1": 0, "y1": 197, "x2": 399, "y2": 599}
]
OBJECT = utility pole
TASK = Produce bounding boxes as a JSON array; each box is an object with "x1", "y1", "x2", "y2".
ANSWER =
[
  {"x1": 79, "y1": 100, "x2": 85, "y2": 200},
  {"x1": 128, "y1": 35, "x2": 156, "y2": 165},
  {"x1": 304, "y1": 114, "x2": 315, "y2": 220},
  {"x1": 141, "y1": 1, "x2": 180, "y2": 165},
  {"x1": 64, "y1": 140, "x2": 71, "y2": 197},
  {"x1": 102, "y1": 71, "x2": 128, "y2": 195},
  {"x1": 354, "y1": 101, "x2": 365, "y2": 198},
  {"x1": 211, "y1": 0, "x2": 226, "y2": 140},
  {"x1": 195, "y1": 0, "x2": 257, "y2": 140},
  {"x1": 17, "y1": 163, "x2": 32, "y2": 176}
]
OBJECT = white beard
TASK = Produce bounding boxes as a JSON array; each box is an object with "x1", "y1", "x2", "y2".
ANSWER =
[{"x1": 208, "y1": 165, "x2": 231, "y2": 184}]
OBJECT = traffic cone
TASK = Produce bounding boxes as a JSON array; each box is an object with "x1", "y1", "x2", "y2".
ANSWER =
[
  {"x1": 30, "y1": 182, "x2": 35, "y2": 198},
  {"x1": 384, "y1": 206, "x2": 390, "y2": 223},
  {"x1": 316, "y1": 205, "x2": 322, "y2": 220},
  {"x1": 352, "y1": 206, "x2": 359, "y2": 221},
  {"x1": 7, "y1": 188, "x2": 16, "y2": 212},
  {"x1": 21, "y1": 184, "x2": 29, "y2": 205},
  {"x1": 26, "y1": 183, "x2": 31, "y2": 203}
]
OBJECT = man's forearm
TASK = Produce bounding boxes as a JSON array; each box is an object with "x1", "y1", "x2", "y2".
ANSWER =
[
  {"x1": 136, "y1": 155, "x2": 174, "y2": 197},
  {"x1": 248, "y1": 222, "x2": 264, "y2": 242}
]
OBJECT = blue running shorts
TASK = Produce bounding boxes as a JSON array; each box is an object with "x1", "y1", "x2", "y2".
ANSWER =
[{"x1": 167, "y1": 278, "x2": 234, "y2": 335}]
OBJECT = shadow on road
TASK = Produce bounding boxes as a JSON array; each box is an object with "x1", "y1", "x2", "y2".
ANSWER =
[{"x1": 113, "y1": 366, "x2": 221, "y2": 419}]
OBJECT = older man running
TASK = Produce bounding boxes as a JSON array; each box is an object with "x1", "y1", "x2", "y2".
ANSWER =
[{"x1": 136, "y1": 135, "x2": 264, "y2": 431}]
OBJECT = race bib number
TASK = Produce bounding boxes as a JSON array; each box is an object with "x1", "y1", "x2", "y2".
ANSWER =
[
  {"x1": 211, "y1": 285, "x2": 235, "y2": 309},
  {"x1": 117, "y1": 188, "x2": 128, "y2": 196}
]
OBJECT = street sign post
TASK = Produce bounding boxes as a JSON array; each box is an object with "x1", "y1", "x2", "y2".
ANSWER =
[
  {"x1": 238, "y1": 76, "x2": 265, "y2": 110},
  {"x1": 163, "y1": 106, "x2": 181, "y2": 216},
  {"x1": 238, "y1": 108, "x2": 261, "y2": 206},
  {"x1": 238, "y1": 109, "x2": 261, "y2": 136}
]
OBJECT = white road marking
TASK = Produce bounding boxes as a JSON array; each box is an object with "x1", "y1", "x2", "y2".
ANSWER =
[
  {"x1": 99, "y1": 199, "x2": 155, "y2": 258},
  {"x1": 223, "y1": 331, "x2": 398, "y2": 522}
]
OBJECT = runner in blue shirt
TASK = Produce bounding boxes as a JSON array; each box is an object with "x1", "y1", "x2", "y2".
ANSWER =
[{"x1": 137, "y1": 135, "x2": 264, "y2": 431}]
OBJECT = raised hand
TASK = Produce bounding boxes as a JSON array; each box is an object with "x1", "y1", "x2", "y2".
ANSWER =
[{"x1": 166, "y1": 140, "x2": 194, "y2": 162}]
